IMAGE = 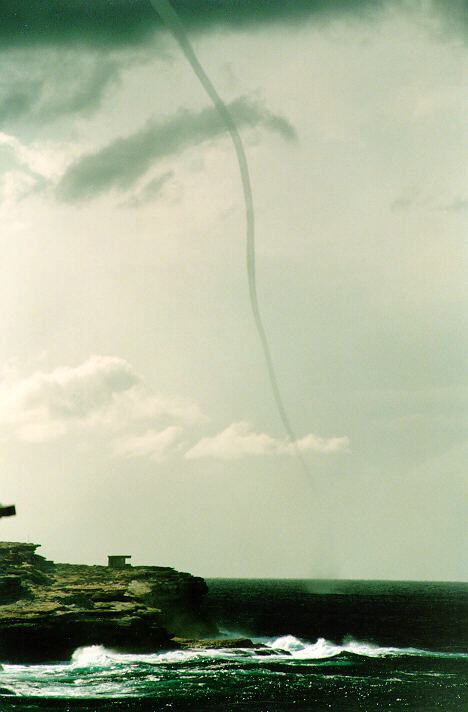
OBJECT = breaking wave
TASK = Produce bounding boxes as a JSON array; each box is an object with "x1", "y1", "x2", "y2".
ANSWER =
[
  {"x1": 1, "y1": 636, "x2": 466, "y2": 700},
  {"x1": 259, "y1": 635, "x2": 468, "y2": 660},
  {"x1": 64, "y1": 636, "x2": 468, "y2": 668}
]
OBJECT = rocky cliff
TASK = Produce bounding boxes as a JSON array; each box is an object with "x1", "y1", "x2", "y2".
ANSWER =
[{"x1": 0, "y1": 542, "x2": 216, "y2": 662}]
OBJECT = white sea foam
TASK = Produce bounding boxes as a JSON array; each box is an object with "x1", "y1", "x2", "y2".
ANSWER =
[
  {"x1": 259, "y1": 635, "x2": 468, "y2": 660},
  {"x1": 0, "y1": 637, "x2": 466, "y2": 700},
  {"x1": 71, "y1": 645, "x2": 120, "y2": 667},
  {"x1": 70, "y1": 645, "x2": 219, "y2": 668},
  {"x1": 60, "y1": 637, "x2": 468, "y2": 671},
  {"x1": 265, "y1": 635, "x2": 343, "y2": 658}
]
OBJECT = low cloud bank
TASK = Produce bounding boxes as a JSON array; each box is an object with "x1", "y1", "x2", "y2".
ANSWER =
[
  {"x1": 0, "y1": 360, "x2": 349, "y2": 464},
  {"x1": 185, "y1": 421, "x2": 350, "y2": 460}
]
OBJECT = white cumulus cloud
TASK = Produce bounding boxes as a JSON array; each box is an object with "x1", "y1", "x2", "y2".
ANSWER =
[
  {"x1": 114, "y1": 426, "x2": 183, "y2": 462},
  {"x1": 185, "y1": 421, "x2": 350, "y2": 460},
  {"x1": 0, "y1": 355, "x2": 203, "y2": 445},
  {"x1": 0, "y1": 131, "x2": 65, "y2": 180}
]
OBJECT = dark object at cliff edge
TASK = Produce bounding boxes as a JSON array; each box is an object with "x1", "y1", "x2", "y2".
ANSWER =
[{"x1": 0, "y1": 542, "x2": 217, "y2": 663}]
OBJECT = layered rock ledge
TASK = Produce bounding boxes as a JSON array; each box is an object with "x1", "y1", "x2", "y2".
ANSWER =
[{"x1": 0, "y1": 542, "x2": 216, "y2": 662}]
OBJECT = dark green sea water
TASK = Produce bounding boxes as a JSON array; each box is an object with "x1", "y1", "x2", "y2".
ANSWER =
[{"x1": 0, "y1": 579, "x2": 467, "y2": 711}]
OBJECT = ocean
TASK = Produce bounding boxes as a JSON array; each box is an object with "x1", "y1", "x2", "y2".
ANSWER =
[{"x1": 0, "y1": 579, "x2": 467, "y2": 711}]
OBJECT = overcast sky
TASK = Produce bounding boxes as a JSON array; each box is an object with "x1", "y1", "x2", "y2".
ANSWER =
[{"x1": 0, "y1": 0, "x2": 466, "y2": 580}]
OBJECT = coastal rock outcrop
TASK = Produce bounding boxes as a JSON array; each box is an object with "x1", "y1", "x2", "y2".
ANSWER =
[{"x1": 0, "y1": 542, "x2": 216, "y2": 662}]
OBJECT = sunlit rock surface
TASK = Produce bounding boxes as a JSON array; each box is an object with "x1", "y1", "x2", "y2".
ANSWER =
[{"x1": 0, "y1": 542, "x2": 216, "y2": 662}]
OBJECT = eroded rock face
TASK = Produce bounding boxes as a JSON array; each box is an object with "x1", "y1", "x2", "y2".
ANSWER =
[{"x1": 0, "y1": 542, "x2": 216, "y2": 662}]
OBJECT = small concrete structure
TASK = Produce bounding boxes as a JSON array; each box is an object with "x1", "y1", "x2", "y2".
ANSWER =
[{"x1": 107, "y1": 555, "x2": 131, "y2": 569}]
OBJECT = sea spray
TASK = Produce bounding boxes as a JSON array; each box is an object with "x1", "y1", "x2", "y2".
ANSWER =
[
  {"x1": 1, "y1": 637, "x2": 466, "y2": 699},
  {"x1": 149, "y1": 0, "x2": 309, "y2": 475},
  {"x1": 2, "y1": 580, "x2": 465, "y2": 706}
]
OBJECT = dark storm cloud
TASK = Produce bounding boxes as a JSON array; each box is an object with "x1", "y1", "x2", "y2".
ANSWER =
[
  {"x1": 1, "y1": 0, "x2": 156, "y2": 48},
  {"x1": 2, "y1": 1, "x2": 465, "y2": 127},
  {"x1": 0, "y1": 1, "x2": 364, "y2": 48},
  {"x1": 0, "y1": 78, "x2": 41, "y2": 123},
  {"x1": 120, "y1": 170, "x2": 174, "y2": 208},
  {"x1": 56, "y1": 96, "x2": 296, "y2": 202},
  {"x1": 0, "y1": 53, "x2": 120, "y2": 127},
  {"x1": 5, "y1": 1, "x2": 466, "y2": 49}
]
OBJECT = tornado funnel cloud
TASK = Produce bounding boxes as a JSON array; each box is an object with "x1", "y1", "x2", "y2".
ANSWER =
[{"x1": 150, "y1": 0, "x2": 309, "y2": 476}]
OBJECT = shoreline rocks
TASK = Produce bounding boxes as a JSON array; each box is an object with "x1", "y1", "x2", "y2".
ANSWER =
[
  {"x1": 171, "y1": 636, "x2": 260, "y2": 649},
  {"x1": 0, "y1": 542, "x2": 217, "y2": 663}
]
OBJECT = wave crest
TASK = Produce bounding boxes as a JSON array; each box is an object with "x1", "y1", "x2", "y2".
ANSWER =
[
  {"x1": 262, "y1": 635, "x2": 468, "y2": 660},
  {"x1": 71, "y1": 645, "x2": 118, "y2": 668},
  {"x1": 68, "y1": 637, "x2": 468, "y2": 668}
]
